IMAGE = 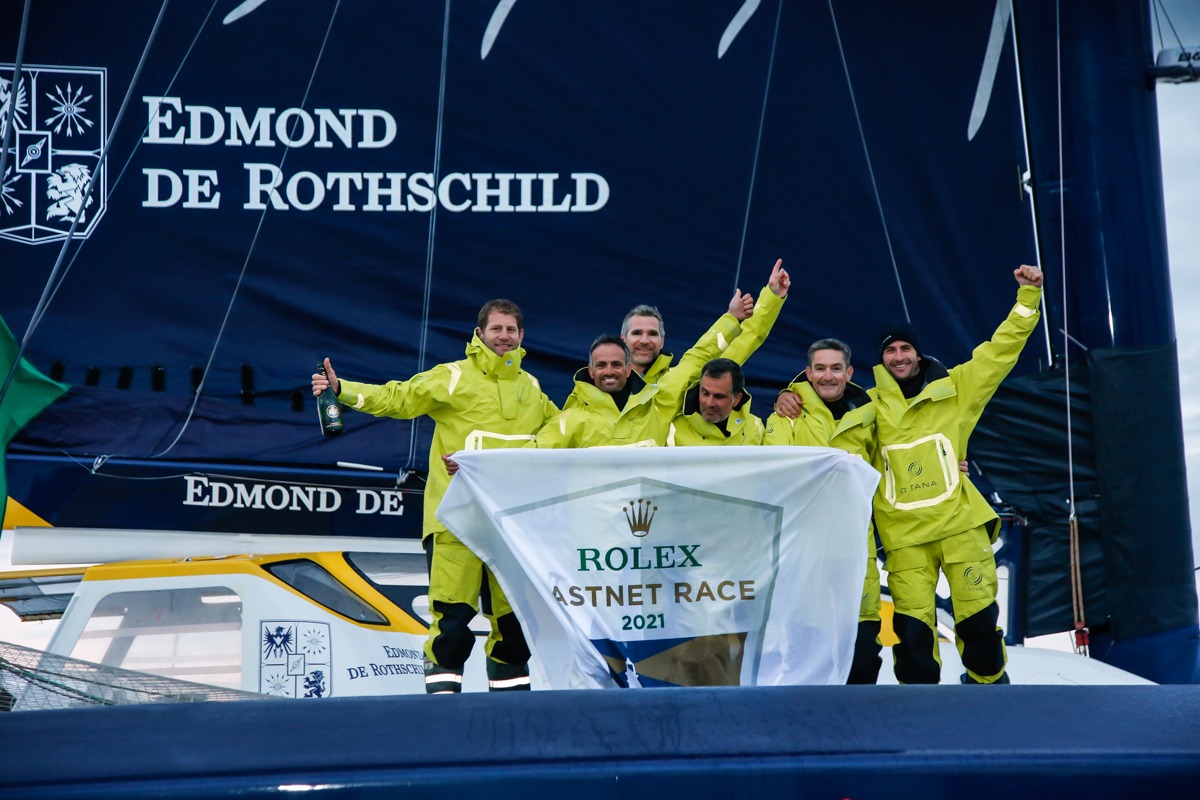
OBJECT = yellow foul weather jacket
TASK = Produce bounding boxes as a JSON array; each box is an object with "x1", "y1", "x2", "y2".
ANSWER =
[
  {"x1": 640, "y1": 312, "x2": 744, "y2": 387},
  {"x1": 639, "y1": 283, "x2": 786, "y2": 387},
  {"x1": 539, "y1": 286, "x2": 785, "y2": 448},
  {"x1": 667, "y1": 387, "x2": 764, "y2": 446},
  {"x1": 337, "y1": 334, "x2": 558, "y2": 540},
  {"x1": 863, "y1": 284, "x2": 1042, "y2": 551},
  {"x1": 763, "y1": 378, "x2": 872, "y2": 449}
]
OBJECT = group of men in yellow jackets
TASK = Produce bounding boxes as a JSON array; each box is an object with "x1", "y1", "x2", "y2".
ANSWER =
[{"x1": 311, "y1": 259, "x2": 1044, "y2": 692}]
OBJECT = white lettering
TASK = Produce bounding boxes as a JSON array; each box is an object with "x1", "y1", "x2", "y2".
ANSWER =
[
  {"x1": 314, "y1": 108, "x2": 354, "y2": 149},
  {"x1": 473, "y1": 172, "x2": 514, "y2": 212},
  {"x1": 538, "y1": 173, "x2": 572, "y2": 211},
  {"x1": 183, "y1": 169, "x2": 220, "y2": 209},
  {"x1": 244, "y1": 163, "x2": 288, "y2": 210},
  {"x1": 234, "y1": 483, "x2": 265, "y2": 509},
  {"x1": 326, "y1": 172, "x2": 364, "y2": 211},
  {"x1": 265, "y1": 485, "x2": 290, "y2": 510},
  {"x1": 289, "y1": 486, "x2": 316, "y2": 512},
  {"x1": 143, "y1": 168, "x2": 183, "y2": 207},
  {"x1": 183, "y1": 475, "x2": 209, "y2": 506},
  {"x1": 276, "y1": 108, "x2": 315, "y2": 147},
  {"x1": 145, "y1": 99, "x2": 398, "y2": 149},
  {"x1": 357, "y1": 489, "x2": 381, "y2": 515},
  {"x1": 225, "y1": 106, "x2": 276, "y2": 146},
  {"x1": 571, "y1": 172, "x2": 609, "y2": 212},
  {"x1": 406, "y1": 172, "x2": 436, "y2": 211},
  {"x1": 143, "y1": 96, "x2": 184, "y2": 144},
  {"x1": 237, "y1": 169, "x2": 610, "y2": 213},
  {"x1": 362, "y1": 172, "x2": 406, "y2": 211},
  {"x1": 184, "y1": 104, "x2": 225, "y2": 145},
  {"x1": 358, "y1": 109, "x2": 397, "y2": 148},
  {"x1": 514, "y1": 173, "x2": 537, "y2": 211},
  {"x1": 356, "y1": 489, "x2": 404, "y2": 516},
  {"x1": 317, "y1": 488, "x2": 342, "y2": 512},
  {"x1": 438, "y1": 172, "x2": 472, "y2": 212},
  {"x1": 380, "y1": 490, "x2": 404, "y2": 516},
  {"x1": 210, "y1": 481, "x2": 234, "y2": 508},
  {"x1": 182, "y1": 477, "x2": 346, "y2": 513},
  {"x1": 286, "y1": 171, "x2": 325, "y2": 210}
]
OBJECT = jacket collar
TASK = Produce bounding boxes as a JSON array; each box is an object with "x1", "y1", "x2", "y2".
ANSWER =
[
  {"x1": 569, "y1": 365, "x2": 648, "y2": 409},
  {"x1": 785, "y1": 373, "x2": 872, "y2": 411},
  {"x1": 873, "y1": 356, "x2": 953, "y2": 402},
  {"x1": 466, "y1": 333, "x2": 525, "y2": 378},
  {"x1": 682, "y1": 381, "x2": 752, "y2": 417}
]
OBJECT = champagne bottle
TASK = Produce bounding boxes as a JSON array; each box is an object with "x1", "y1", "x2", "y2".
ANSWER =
[{"x1": 317, "y1": 362, "x2": 345, "y2": 435}]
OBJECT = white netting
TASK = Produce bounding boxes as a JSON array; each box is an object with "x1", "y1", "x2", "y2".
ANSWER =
[{"x1": 0, "y1": 639, "x2": 271, "y2": 712}]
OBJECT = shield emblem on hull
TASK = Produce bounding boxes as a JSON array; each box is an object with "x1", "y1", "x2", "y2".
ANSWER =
[
  {"x1": 260, "y1": 620, "x2": 334, "y2": 698},
  {"x1": 0, "y1": 64, "x2": 107, "y2": 244}
]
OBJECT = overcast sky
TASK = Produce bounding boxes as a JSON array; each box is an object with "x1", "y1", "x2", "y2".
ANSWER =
[{"x1": 1155, "y1": 0, "x2": 1200, "y2": 562}]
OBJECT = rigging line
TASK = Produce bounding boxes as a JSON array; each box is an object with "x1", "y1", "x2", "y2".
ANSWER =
[
  {"x1": 19, "y1": 0, "x2": 172, "y2": 343},
  {"x1": 1152, "y1": 0, "x2": 1164, "y2": 51},
  {"x1": 32, "y1": 0, "x2": 224, "y2": 331},
  {"x1": 405, "y1": 0, "x2": 453, "y2": 473},
  {"x1": 1156, "y1": 0, "x2": 1189, "y2": 50},
  {"x1": 731, "y1": 0, "x2": 781, "y2": 291},
  {"x1": 1153, "y1": 0, "x2": 1196, "y2": 81},
  {"x1": 0, "y1": 0, "x2": 33, "y2": 409},
  {"x1": 1054, "y1": 0, "x2": 1086, "y2": 653},
  {"x1": 826, "y1": 0, "x2": 908, "y2": 322},
  {"x1": 152, "y1": 0, "x2": 344, "y2": 459},
  {"x1": 1008, "y1": 1, "x2": 1054, "y2": 367},
  {"x1": 0, "y1": 0, "x2": 32, "y2": 191},
  {"x1": 2, "y1": 0, "x2": 173, "y2": 410}
]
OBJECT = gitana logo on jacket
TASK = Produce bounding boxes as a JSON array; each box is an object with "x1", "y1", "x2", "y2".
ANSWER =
[
  {"x1": 1, "y1": 64, "x2": 107, "y2": 245},
  {"x1": 881, "y1": 432, "x2": 961, "y2": 510}
]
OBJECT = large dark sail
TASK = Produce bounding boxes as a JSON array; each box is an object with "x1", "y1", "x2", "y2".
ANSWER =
[{"x1": 1, "y1": 1, "x2": 1194, "y2": 680}]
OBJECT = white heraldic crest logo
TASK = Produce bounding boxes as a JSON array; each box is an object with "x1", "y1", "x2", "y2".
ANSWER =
[
  {"x1": 1, "y1": 63, "x2": 107, "y2": 244},
  {"x1": 259, "y1": 620, "x2": 333, "y2": 698}
]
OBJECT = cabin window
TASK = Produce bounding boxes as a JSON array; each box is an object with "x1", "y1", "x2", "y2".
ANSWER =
[
  {"x1": 264, "y1": 559, "x2": 389, "y2": 625},
  {"x1": 70, "y1": 587, "x2": 243, "y2": 689},
  {"x1": 345, "y1": 552, "x2": 430, "y2": 628}
]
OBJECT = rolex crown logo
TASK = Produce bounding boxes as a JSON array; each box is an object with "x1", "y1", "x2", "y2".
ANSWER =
[{"x1": 623, "y1": 499, "x2": 658, "y2": 537}]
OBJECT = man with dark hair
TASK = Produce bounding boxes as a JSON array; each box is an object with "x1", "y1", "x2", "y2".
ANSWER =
[
  {"x1": 667, "y1": 358, "x2": 764, "y2": 446},
  {"x1": 477, "y1": 298, "x2": 523, "y2": 331},
  {"x1": 312, "y1": 299, "x2": 557, "y2": 694},
  {"x1": 836, "y1": 264, "x2": 1045, "y2": 685},
  {"x1": 764, "y1": 338, "x2": 882, "y2": 684},
  {"x1": 622, "y1": 301, "x2": 749, "y2": 387},
  {"x1": 538, "y1": 261, "x2": 789, "y2": 448},
  {"x1": 621, "y1": 262, "x2": 781, "y2": 385},
  {"x1": 620, "y1": 303, "x2": 670, "y2": 380},
  {"x1": 532, "y1": 333, "x2": 662, "y2": 448}
]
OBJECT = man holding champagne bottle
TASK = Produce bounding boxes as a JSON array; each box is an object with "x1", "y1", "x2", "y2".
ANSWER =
[{"x1": 311, "y1": 299, "x2": 557, "y2": 694}]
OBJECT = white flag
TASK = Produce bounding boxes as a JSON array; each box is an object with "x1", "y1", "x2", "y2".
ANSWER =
[{"x1": 437, "y1": 446, "x2": 879, "y2": 689}]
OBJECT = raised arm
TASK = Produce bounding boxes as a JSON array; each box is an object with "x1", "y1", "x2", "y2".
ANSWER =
[
  {"x1": 719, "y1": 259, "x2": 789, "y2": 365},
  {"x1": 949, "y1": 263, "x2": 1044, "y2": 420}
]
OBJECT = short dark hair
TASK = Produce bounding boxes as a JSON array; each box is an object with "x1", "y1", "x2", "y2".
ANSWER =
[
  {"x1": 701, "y1": 358, "x2": 744, "y2": 395},
  {"x1": 807, "y1": 338, "x2": 852, "y2": 366},
  {"x1": 621, "y1": 305, "x2": 664, "y2": 338},
  {"x1": 477, "y1": 299, "x2": 524, "y2": 331},
  {"x1": 589, "y1": 334, "x2": 630, "y2": 364}
]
